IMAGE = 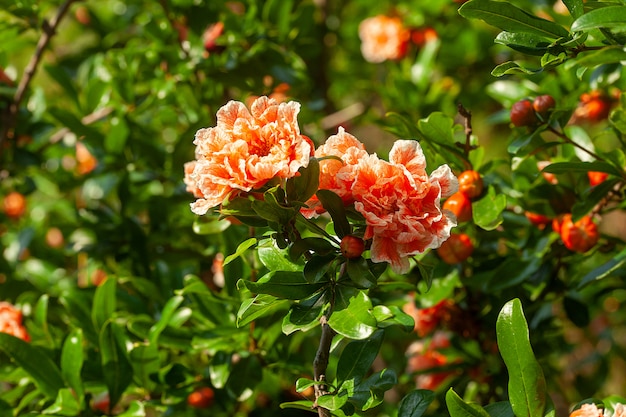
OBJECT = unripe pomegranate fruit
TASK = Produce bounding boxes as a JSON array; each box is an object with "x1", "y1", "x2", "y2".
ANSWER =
[
  {"x1": 437, "y1": 233, "x2": 474, "y2": 264},
  {"x1": 443, "y1": 192, "x2": 472, "y2": 223},
  {"x1": 532, "y1": 95, "x2": 556, "y2": 118},
  {"x1": 457, "y1": 170, "x2": 483, "y2": 199},
  {"x1": 3, "y1": 192, "x2": 26, "y2": 219},
  {"x1": 340, "y1": 235, "x2": 365, "y2": 259},
  {"x1": 559, "y1": 214, "x2": 598, "y2": 253},
  {"x1": 187, "y1": 387, "x2": 215, "y2": 408},
  {"x1": 510, "y1": 99, "x2": 538, "y2": 127},
  {"x1": 587, "y1": 171, "x2": 609, "y2": 187}
]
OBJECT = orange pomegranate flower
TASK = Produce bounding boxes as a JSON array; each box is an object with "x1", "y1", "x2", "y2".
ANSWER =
[
  {"x1": 351, "y1": 140, "x2": 457, "y2": 273},
  {"x1": 0, "y1": 302, "x2": 30, "y2": 342},
  {"x1": 359, "y1": 15, "x2": 410, "y2": 63},
  {"x1": 301, "y1": 127, "x2": 368, "y2": 217},
  {"x1": 570, "y1": 404, "x2": 603, "y2": 417},
  {"x1": 184, "y1": 96, "x2": 313, "y2": 215}
]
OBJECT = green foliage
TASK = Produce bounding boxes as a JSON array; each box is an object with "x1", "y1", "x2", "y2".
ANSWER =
[{"x1": 1, "y1": 0, "x2": 625, "y2": 416}]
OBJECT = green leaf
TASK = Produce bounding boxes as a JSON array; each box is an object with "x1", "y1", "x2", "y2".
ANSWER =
[
  {"x1": 459, "y1": 0, "x2": 570, "y2": 39},
  {"x1": 209, "y1": 351, "x2": 231, "y2": 389},
  {"x1": 286, "y1": 158, "x2": 320, "y2": 203},
  {"x1": 100, "y1": 320, "x2": 134, "y2": 411},
  {"x1": 223, "y1": 237, "x2": 257, "y2": 266},
  {"x1": 541, "y1": 161, "x2": 622, "y2": 176},
  {"x1": 373, "y1": 305, "x2": 415, "y2": 332},
  {"x1": 42, "y1": 388, "x2": 81, "y2": 416},
  {"x1": 563, "y1": 0, "x2": 584, "y2": 20},
  {"x1": 105, "y1": 116, "x2": 129, "y2": 154},
  {"x1": 328, "y1": 288, "x2": 377, "y2": 340},
  {"x1": 496, "y1": 299, "x2": 547, "y2": 417},
  {"x1": 280, "y1": 400, "x2": 315, "y2": 411},
  {"x1": 472, "y1": 186, "x2": 506, "y2": 230},
  {"x1": 258, "y1": 243, "x2": 303, "y2": 272},
  {"x1": 346, "y1": 257, "x2": 378, "y2": 289},
  {"x1": 491, "y1": 61, "x2": 543, "y2": 77},
  {"x1": 303, "y1": 254, "x2": 336, "y2": 284},
  {"x1": 337, "y1": 330, "x2": 383, "y2": 385},
  {"x1": 446, "y1": 389, "x2": 492, "y2": 417},
  {"x1": 92, "y1": 277, "x2": 116, "y2": 331},
  {"x1": 241, "y1": 270, "x2": 329, "y2": 299},
  {"x1": 117, "y1": 400, "x2": 146, "y2": 417},
  {"x1": 398, "y1": 390, "x2": 436, "y2": 417},
  {"x1": 484, "y1": 402, "x2": 515, "y2": 417},
  {"x1": 572, "y1": 178, "x2": 621, "y2": 220},
  {"x1": 61, "y1": 329, "x2": 85, "y2": 401},
  {"x1": 353, "y1": 369, "x2": 397, "y2": 411},
  {"x1": 252, "y1": 188, "x2": 297, "y2": 224},
  {"x1": 317, "y1": 392, "x2": 348, "y2": 411},
  {"x1": 577, "y1": 247, "x2": 626, "y2": 289},
  {"x1": 282, "y1": 291, "x2": 326, "y2": 334},
  {"x1": 0, "y1": 333, "x2": 64, "y2": 399},
  {"x1": 237, "y1": 294, "x2": 290, "y2": 327},
  {"x1": 149, "y1": 295, "x2": 184, "y2": 345},
  {"x1": 192, "y1": 217, "x2": 232, "y2": 235},
  {"x1": 565, "y1": 46, "x2": 626, "y2": 70},
  {"x1": 129, "y1": 343, "x2": 159, "y2": 391},
  {"x1": 226, "y1": 354, "x2": 263, "y2": 398},
  {"x1": 418, "y1": 112, "x2": 457, "y2": 147},
  {"x1": 289, "y1": 237, "x2": 337, "y2": 261},
  {"x1": 495, "y1": 32, "x2": 551, "y2": 56},
  {"x1": 316, "y1": 189, "x2": 351, "y2": 238},
  {"x1": 571, "y1": 6, "x2": 626, "y2": 32}
]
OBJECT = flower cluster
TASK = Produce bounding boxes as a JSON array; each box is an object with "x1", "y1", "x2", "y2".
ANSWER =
[
  {"x1": 571, "y1": 403, "x2": 625, "y2": 417},
  {"x1": 358, "y1": 15, "x2": 411, "y2": 63},
  {"x1": 0, "y1": 302, "x2": 30, "y2": 342},
  {"x1": 406, "y1": 331, "x2": 456, "y2": 391},
  {"x1": 184, "y1": 97, "x2": 313, "y2": 215},
  {"x1": 185, "y1": 97, "x2": 457, "y2": 274}
]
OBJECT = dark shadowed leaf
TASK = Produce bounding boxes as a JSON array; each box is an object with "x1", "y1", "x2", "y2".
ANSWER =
[{"x1": 398, "y1": 390, "x2": 435, "y2": 417}]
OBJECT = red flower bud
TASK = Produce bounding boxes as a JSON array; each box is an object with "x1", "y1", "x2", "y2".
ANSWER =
[
  {"x1": 340, "y1": 235, "x2": 365, "y2": 259},
  {"x1": 457, "y1": 170, "x2": 483, "y2": 199}
]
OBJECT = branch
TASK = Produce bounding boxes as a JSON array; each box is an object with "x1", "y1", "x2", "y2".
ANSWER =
[
  {"x1": 457, "y1": 103, "x2": 476, "y2": 170},
  {"x1": 1, "y1": 0, "x2": 78, "y2": 154},
  {"x1": 547, "y1": 125, "x2": 605, "y2": 162},
  {"x1": 48, "y1": 106, "x2": 114, "y2": 144},
  {"x1": 313, "y1": 315, "x2": 335, "y2": 417}
]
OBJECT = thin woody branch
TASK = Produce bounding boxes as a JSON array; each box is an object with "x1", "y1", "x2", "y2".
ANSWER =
[
  {"x1": 1, "y1": 0, "x2": 78, "y2": 153},
  {"x1": 313, "y1": 315, "x2": 335, "y2": 417}
]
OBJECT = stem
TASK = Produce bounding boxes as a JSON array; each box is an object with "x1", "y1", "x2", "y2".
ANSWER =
[
  {"x1": 547, "y1": 125, "x2": 605, "y2": 162},
  {"x1": 313, "y1": 307, "x2": 336, "y2": 417},
  {"x1": 0, "y1": 0, "x2": 78, "y2": 156},
  {"x1": 457, "y1": 103, "x2": 475, "y2": 170}
]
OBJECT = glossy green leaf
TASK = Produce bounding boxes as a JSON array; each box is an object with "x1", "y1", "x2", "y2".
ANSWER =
[
  {"x1": 492, "y1": 61, "x2": 543, "y2": 77},
  {"x1": 373, "y1": 305, "x2": 414, "y2": 332},
  {"x1": 286, "y1": 157, "x2": 320, "y2": 203},
  {"x1": 563, "y1": 0, "x2": 584, "y2": 19},
  {"x1": 92, "y1": 277, "x2": 116, "y2": 331},
  {"x1": 571, "y1": 6, "x2": 626, "y2": 32},
  {"x1": 352, "y1": 369, "x2": 397, "y2": 411},
  {"x1": 100, "y1": 320, "x2": 133, "y2": 411},
  {"x1": 33, "y1": 294, "x2": 52, "y2": 344},
  {"x1": 472, "y1": 186, "x2": 506, "y2": 230},
  {"x1": 303, "y1": 254, "x2": 336, "y2": 283},
  {"x1": 237, "y1": 294, "x2": 290, "y2": 327},
  {"x1": 289, "y1": 237, "x2": 337, "y2": 260},
  {"x1": 459, "y1": 0, "x2": 570, "y2": 39},
  {"x1": 565, "y1": 46, "x2": 626, "y2": 70},
  {"x1": 241, "y1": 270, "x2": 329, "y2": 299},
  {"x1": 316, "y1": 189, "x2": 351, "y2": 238},
  {"x1": 209, "y1": 351, "x2": 231, "y2": 389},
  {"x1": 149, "y1": 295, "x2": 184, "y2": 345},
  {"x1": 495, "y1": 32, "x2": 551, "y2": 56},
  {"x1": 61, "y1": 329, "x2": 84, "y2": 401},
  {"x1": 280, "y1": 400, "x2": 315, "y2": 411},
  {"x1": 282, "y1": 291, "x2": 326, "y2": 334},
  {"x1": 0, "y1": 333, "x2": 64, "y2": 399},
  {"x1": 496, "y1": 299, "x2": 547, "y2": 417},
  {"x1": 117, "y1": 400, "x2": 146, "y2": 417},
  {"x1": 192, "y1": 217, "x2": 232, "y2": 235},
  {"x1": 446, "y1": 389, "x2": 491, "y2": 417},
  {"x1": 317, "y1": 392, "x2": 348, "y2": 411},
  {"x1": 398, "y1": 389, "x2": 436, "y2": 417},
  {"x1": 337, "y1": 330, "x2": 383, "y2": 385},
  {"x1": 42, "y1": 388, "x2": 81, "y2": 416},
  {"x1": 328, "y1": 288, "x2": 377, "y2": 340},
  {"x1": 577, "y1": 247, "x2": 626, "y2": 289},
  {"x1": 346, "y1": 257, "x2": 378, "y2": 289},
  {"x1": 484, "y1": 402, "x2": 515, "y2": 417},
  {"x1": 252, "y1": 188, "x2": 297, "y2": 224},
  {"x1": 418, "y1": 112, "x2": 457, "y2": 146},
  {"x1": 258, "y1": 243, "x2": 303, "y2": 272},
  {"x1": 223, "y1": 237, "x2": 257, "y2": 266},
  {"x1": 541, "y1": 161, "x2": 622, "y2": 176}
]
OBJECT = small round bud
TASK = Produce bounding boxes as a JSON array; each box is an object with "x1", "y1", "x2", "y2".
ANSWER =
[
  {"x1": 443, "y1": 192, "x2": 472, "y2": 223},
  {"x1": 532, "y1": 95, "x2": 556, "y2": 118},
  {"x1": 457, "y1": 170, "x2": 483, "y2": 199},
  {"x1": 437, "y1": 233, "x2": 474, "y2": 264},
  {"x1": 340, "y1": 235, "x2": 365, "y2": 259},
  {"x1": 510, "y1": 99, "x2": 538, "y2": 127}
]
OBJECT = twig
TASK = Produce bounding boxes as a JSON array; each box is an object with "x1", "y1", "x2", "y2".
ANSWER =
[
  {"x1": 313, "y1": 314, "x2": 335, "y2": 417},
  {"x1": 0, "y1": 0, "x2": 78, "y2": 155},
  {"x1": 547, "y1": 125, "x2": 605, "y2": 162},
  {"x1": 457, "y1": 103, "x2": 475, "y2": 170},
  {"x1": 591, "y1": 181, "x2": 624, "y2": 218},
  {"x1": 48, "y1": 106, "x2": 114, "y2": 143}
]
